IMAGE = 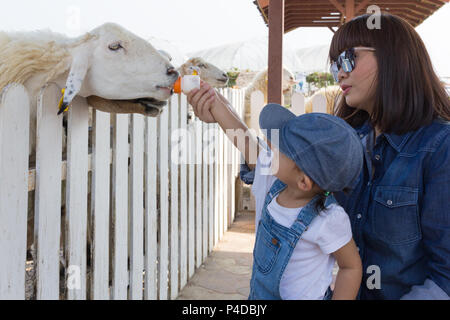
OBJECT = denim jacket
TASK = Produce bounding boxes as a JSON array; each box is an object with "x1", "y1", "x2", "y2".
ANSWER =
[{"x1": 241, "y1": 119, "x2": 450, "y2": 300}]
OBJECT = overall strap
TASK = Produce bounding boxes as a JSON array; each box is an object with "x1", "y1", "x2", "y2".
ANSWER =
[
  {"x1": 262, "y1": 179, "x2": 287, "y2": 208},
  {"x1": 290, "y1": 194, "x2": 338, "y2": 236}
]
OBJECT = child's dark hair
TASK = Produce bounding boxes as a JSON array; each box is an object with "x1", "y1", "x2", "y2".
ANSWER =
[{"x1": 316, "y1": 187, "x2": 351, "y2": 212}]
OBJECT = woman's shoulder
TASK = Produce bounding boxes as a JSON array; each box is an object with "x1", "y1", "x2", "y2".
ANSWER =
[{"x1": 407, "y1": 118, "x2": 449, "y2": 153}]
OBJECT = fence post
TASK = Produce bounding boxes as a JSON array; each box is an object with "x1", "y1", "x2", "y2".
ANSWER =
[
  {"x1": 144, "y1": 116, "x2": 158, "y2": 300},
  {"x1": 159, "y1": 106, "x2": 170, "y2": 300},
  {"x1": 312, "y1": 94, "x2": 327, "y2": 113},
  {"x1": 170, "y1": 96, "x2": 179, "y2": 300},
  {"x1": 249, "y1": 90, "x2": 264, "y2": 135},
  {"x1": 291, "y1": 92, "x2": 305, "y2": 115},
  {"x1": 111, "y1": 113, "x2": 129, "y2": 300},
  {"x1": 35, "y1": 84, "x2": 63, "y2": 300},
  {"x1": 65, "y1": 96, "x2": 89, "y2": 300},
  {"x1": 130, "y1": 113, "x2": 144, "y2": 300},
  {"x1": 0, "y1": 84, "x2": 30, "y2": 299}
]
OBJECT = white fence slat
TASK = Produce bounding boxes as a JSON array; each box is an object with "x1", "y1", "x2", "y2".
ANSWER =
[
  {"x1": 130, "y1": 114, "x2": 144, "y2": 300},
  {"x1": 312, "y1": 94, "x2": 327, "y2": 113},
  {"x1": 208, "y1": 123, "x2": 214, "y2": 253},
  {"x1": 214, "y1": 125, "x2": 219, "y2": 247},
  {"x1": 111, "y1": 113, "x2": 129, "y2": 300},
  {"x1": 0, "y1": 84, "x2": 30, "y2": 299},
  {"x1": 90, "y1": 109, "x2": 111, "y2": 300},
  {"x1": 170, "y1": 96, "x2": 179, "y2": 300},
  {"x1": 291, "y1": 92, "x2": 305, "y2": 115},
  {"x1": 195, "y1": 120, "x2": 202, "y2": 268},
  {"x1": 250, "y1": 90, "x2": 264, "y2": 134},
  {"x1": 159, "y1": 107, "x2": 169, "y2": 300},
  {"x1": 66, "y1": 96, "x2": 89, "y2": 300},
  {"x1": 187, "y1": 121, "x2": 195, "y2": 279},
  {"x1": 144, "y1": 117, "x2": 158, "y2": 300},
  {"x1": 218, "y1": 125, "x2": 224, "y2": 241},
  {"x1": 179, "y1": 95, "x2": 188, "y2": 288},
  {"x1": 202, "y1": 122, "x2": 208, "y2": 261},
  {"x1": 35, "y1": 84, "x2": 62, "y2": 300}
]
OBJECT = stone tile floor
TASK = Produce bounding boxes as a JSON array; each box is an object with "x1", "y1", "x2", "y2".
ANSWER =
[{"x1": 177, "y1": 211, "x2": 255, "y2": 300}]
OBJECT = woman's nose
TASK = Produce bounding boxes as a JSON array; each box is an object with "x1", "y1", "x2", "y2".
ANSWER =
[{"x1": 338, "y1": 68, "x2": 349, "y2": 81}]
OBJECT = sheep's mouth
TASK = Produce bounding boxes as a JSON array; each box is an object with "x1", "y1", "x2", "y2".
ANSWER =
[
  {"x1": 134, "y1": 97, "x2": 167, "y2": 114},
  {"x1": 86, "y1": 96, "x2": 167, "y2": 117}
]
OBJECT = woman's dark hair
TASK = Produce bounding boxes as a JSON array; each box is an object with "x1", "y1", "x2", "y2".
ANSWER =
[
  {"x1": 315, "y1": 188, "x2": 351, "y2": 213},
  {"x1": 329, "y1": 13, "x2": 450, "y2": 134}
]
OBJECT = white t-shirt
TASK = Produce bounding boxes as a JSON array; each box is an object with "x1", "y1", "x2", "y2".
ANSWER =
[{"x1": 251, "y1": 151, "x2": 353, "y2": 300}]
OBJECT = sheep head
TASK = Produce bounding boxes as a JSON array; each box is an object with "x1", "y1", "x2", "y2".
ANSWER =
[
  {"x1": 282, "y1": 68, "x2": 296, "y2": 93},
  {"x1": 180, "y1": 57, "x2": 228, "y2": 87},
  {"x1": 61, "y1": 23, "x2": 178, "y2": 116}
]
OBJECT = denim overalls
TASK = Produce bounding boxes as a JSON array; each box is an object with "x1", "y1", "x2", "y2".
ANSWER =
[{"x1": 249, "y1": 179, "x2": 336, "y2": 300}]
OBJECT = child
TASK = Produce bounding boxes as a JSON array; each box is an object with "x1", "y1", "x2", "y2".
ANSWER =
[{"x1": 187, "y1": 81, "x2": 363, "y2": 300}]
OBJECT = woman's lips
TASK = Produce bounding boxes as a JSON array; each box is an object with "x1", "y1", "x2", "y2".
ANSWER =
[{"x1": 341, "y1": 85, "x2": 352, "y2": 95}]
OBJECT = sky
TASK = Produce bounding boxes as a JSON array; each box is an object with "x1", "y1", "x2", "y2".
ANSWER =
[{"x1": 0, "y1": 0, "x2": 449, "y2": 76}]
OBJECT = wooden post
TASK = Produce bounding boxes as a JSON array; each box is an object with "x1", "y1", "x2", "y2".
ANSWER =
[
  {"x1": 345, "y1": 0, "x2": 355, "y2": 21},
  {"x1": 268, "y1": 0, "x2": 284, "y2": 105}
]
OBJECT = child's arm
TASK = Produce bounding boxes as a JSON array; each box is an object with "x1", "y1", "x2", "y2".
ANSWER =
[
  {"x1": 331, "y1": 239, "x2": 363, "y2": 300},
  {"x1": 187, "y1": 81, "x2": 260, "y2": 170}
]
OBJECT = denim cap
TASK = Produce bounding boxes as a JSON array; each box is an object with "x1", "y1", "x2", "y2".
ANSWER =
[{"x1": 259, "y1": 103, "x2": 364, "y2": 192}]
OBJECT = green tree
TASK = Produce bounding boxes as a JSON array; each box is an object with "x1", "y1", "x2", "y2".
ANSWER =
[
  {"x1": 226, "y1": 68, "x2": 240, "y2": 87},
  {"x1": 305, "y1": 72, "x2": 335, "y2": 93}
]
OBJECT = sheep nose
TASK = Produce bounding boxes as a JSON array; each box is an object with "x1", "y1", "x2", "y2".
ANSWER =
[{"x1": 167, "y1": 67, "x2": 179, "y2": 78}]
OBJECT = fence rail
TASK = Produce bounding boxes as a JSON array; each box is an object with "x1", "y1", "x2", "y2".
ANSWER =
[{"x1": 0, "y1": 83, "x2": 245, "y2": 300}]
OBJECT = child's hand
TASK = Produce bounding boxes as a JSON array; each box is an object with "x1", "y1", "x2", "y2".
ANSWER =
[{"x1": 187, "y1": 81, "x2": 218, "y2": 123}]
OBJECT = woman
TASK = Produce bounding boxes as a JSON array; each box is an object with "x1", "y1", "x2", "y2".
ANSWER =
[{"x1": 240, "y1": 13, "x2": 450, "y2": 299}]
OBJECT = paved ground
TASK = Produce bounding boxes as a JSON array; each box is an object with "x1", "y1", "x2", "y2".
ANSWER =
[{"x1": 177, "y1": 211, "x2": 255, "y2": 300}]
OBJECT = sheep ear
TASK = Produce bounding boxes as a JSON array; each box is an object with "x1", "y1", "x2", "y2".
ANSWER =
[{"x1": 58, "y1": 44, "x2": 91, "y2": 114}]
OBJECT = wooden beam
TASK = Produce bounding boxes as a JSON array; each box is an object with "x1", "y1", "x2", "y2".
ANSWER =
[
  {"x1": 268, "y1": 0, "x2": 284, "y2": 105},
  {"x1": 355, "y1": 0, "x2": 371, "y2": 15},
  {"x1": 345, "y1": 0, "x2": 355, "y2": 21},
  {"x1": 328, "y1": 0, "x2": 345, "y2": 14}
]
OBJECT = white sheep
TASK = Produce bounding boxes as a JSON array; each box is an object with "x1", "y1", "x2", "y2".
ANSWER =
[
  {"x1": 178, "y1": 57, "x2": 228, "y2": 87},
  {"x1": 244, "y1": 67, "x2": 297, "y2": 125},
  {"x1": 0, "y1": 22, "x2": 179, "y2": 156},
  {"x1": 1, "y1": 23, "x2": 179, "y2": 297}
]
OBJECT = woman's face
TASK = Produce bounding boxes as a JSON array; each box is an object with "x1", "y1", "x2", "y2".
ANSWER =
[{"x1": 338, "y1": 47, "x2": 378, "y2": 113}]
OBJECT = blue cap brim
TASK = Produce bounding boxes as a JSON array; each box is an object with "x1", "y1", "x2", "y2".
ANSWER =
[{"x1": 259, "y1": 104, "x2": 296, "y2": 147}]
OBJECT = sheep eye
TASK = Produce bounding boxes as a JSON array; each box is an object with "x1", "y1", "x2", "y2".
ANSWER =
[{"x1": 108, "y1": 42, "x2": 123, "y2": 51}]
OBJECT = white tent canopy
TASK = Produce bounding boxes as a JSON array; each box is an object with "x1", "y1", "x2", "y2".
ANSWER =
[
  {"x1": 295, "y1": 44, "x2": 331, "y2": 74},
  {"x1": 188, "y1": 37, "x2": 304, "y2": 73},
  {"x1": 147, "y1": 36, "x2": 188, "y2": 67}
]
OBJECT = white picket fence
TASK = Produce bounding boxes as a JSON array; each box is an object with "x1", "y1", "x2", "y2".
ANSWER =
[{"x1": 0, "y1": 83, "x2": 244, "y2": 300}]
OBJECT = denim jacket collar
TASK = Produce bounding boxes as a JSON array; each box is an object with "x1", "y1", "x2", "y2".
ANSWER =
[{"x1": 356, "y1": 121, "x2": 415, "y2": 152}]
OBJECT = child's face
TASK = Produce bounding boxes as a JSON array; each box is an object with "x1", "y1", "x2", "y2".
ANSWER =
[{"x1": 270, "y1": 146, "x2": 303, "y2": 186}]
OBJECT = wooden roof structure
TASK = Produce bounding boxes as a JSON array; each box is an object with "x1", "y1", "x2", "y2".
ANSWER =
[
  {"x1": 255, "y1": 0, "x2": 449, "y2": 32},
  {"x1": 253, "y1": 0, "x2": 449, "y2": 104}
]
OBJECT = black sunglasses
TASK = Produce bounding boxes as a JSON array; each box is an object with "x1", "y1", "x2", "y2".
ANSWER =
[{"x1": 330, "y1": 47, "x2": 375, "y2": 82}]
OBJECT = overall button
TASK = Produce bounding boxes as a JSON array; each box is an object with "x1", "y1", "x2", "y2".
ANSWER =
[
  {"x1": 374, "y1": 154, "x2": 381, "y2": 161},
  {"x1": 357, "y1": 214, "x2": 362, "y2": 219},
  {"x1": 271, "y1": 238, "x2": 278, "y2": 246},
  {"x1": 387, "y1": 199, "x2": 393, "y2": 205}
]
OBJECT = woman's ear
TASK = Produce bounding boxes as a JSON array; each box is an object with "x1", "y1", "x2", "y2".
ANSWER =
[{"x1": 296, "y1": 172, "x2": 314, "y2": 191}]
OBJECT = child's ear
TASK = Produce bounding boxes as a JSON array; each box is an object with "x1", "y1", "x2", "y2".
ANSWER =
[{"x1": 296, "y1": 173, "x2": 314, "y2": 191}]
